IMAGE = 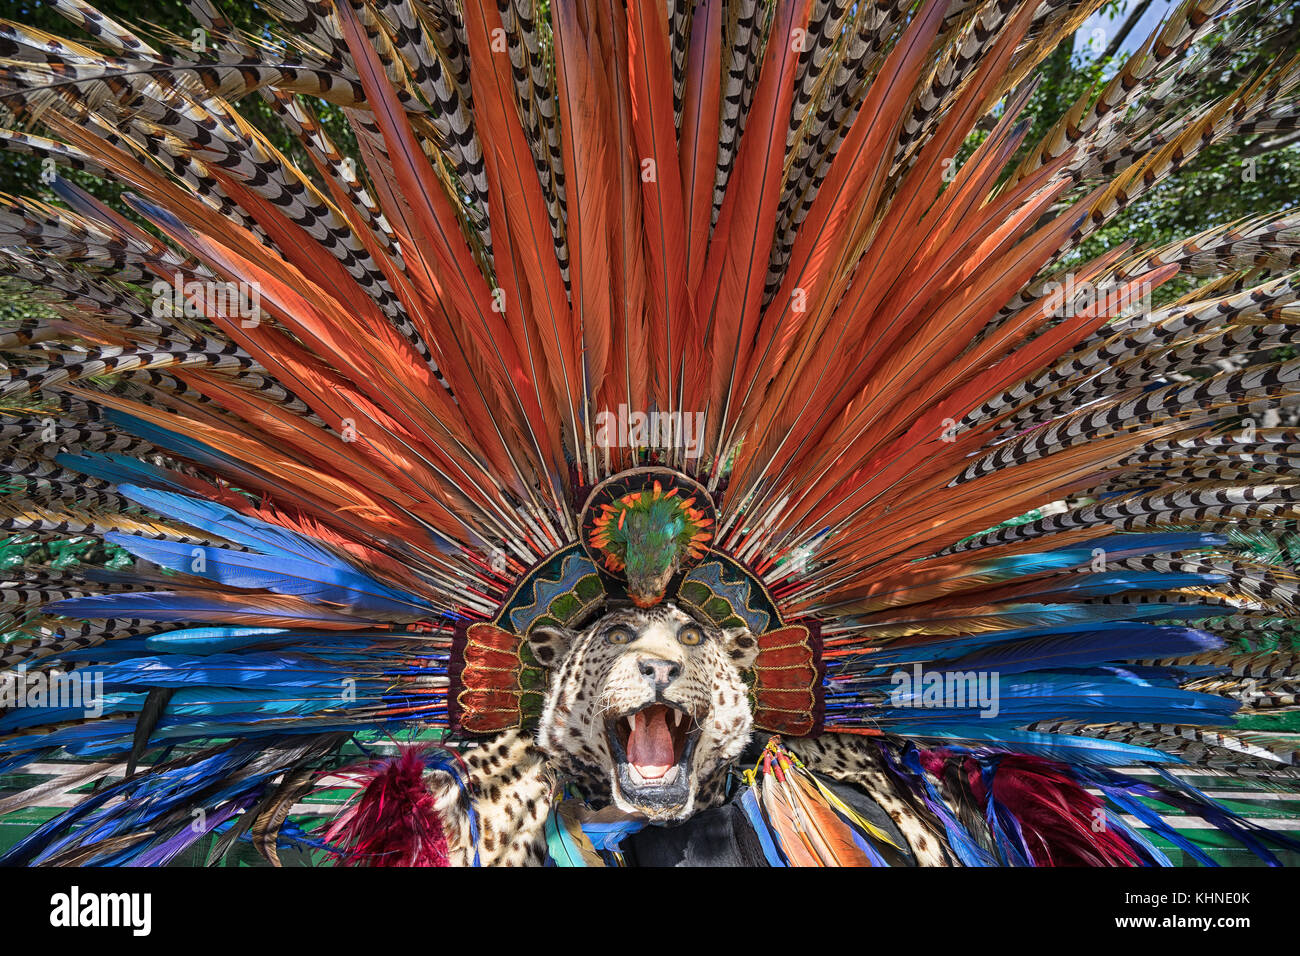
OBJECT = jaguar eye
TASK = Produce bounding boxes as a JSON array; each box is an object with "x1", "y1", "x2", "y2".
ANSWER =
[
  {"x1": 677, "y1": 624, "x2": 704, "y2": 646},
  {"x1": 606, "y1": 626, "x2": 634, "y2": 645}
]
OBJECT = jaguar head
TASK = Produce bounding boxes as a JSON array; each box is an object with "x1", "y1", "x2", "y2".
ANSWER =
[{"x1": 529, "y1": 603, "x2": 757, "y2": 822}]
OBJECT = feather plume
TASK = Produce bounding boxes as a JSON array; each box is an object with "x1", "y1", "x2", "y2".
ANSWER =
[{"x1": 1, "y1": 0, "x2": 1298, "y2": 867}]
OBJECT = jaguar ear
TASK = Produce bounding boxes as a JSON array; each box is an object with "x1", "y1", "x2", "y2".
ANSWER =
[
  {"x1": 526, "y1": 624, "x2": 576, "y2": 667},
  {"x1": 721, "y1": 626, "x2": 759, "y2": 669}
]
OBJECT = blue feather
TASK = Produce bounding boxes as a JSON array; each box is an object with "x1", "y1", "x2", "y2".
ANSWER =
[
  {"x1": 581, "y1": 820, "x2": 647, "y2": 852},
  {"x1": 103, "y1": 410, "x2": 248, "y2": 474},
  {"x1": 938, "y1": 625, "x2": 1223, "y2": 675},
  {"x1": 849, "y1": 612, "x2": 1228, "y2": 668},
  {"x1": 0, "y1": 691, "x2": 146, "y2": 732},
  {"x1": 738, "y1": 786, "x2": 786, "y2": 866},
  {"x1": 855, "y1": 602, "x2": 1223, "y2": 637},
  {"x1": 1057, "y1": 533, "x2": 1227, "y2": 559},
  {"x1": 899, "y1": 728, "x2": 1184, "y2": 766},
  {"x1": 118, "y1": 486, "x2": 351, "y2": 564},
  {"x1": 543, "y1": 805, "x2": 591, "y2": 866},
  {"x1": 881, "y1": 671, "x2": 1238, "y2": 727},
  {"x1": 896, "y1": 749, "x2": 996, "y2": 865},
  {"x1": 1090, "y1": 778, "x2": 1218, "y2": 866},
  {"x1": 978, "y1": 760, "x2": 1033, "y2": 866},
  {"x1": 44, "y1": 591, "x2": 378, "y2": 626},
  {"x1": 105, "y1": 533, "x2": 430, "y2": 615},
  {"x1": 1149, "y1": 767, "x2": 1300, "y2": 863},
  {"x1": 56, "y1": 452, "x2": 195, "y2": 493},
  {"x1": 1017, "y1": 571, "x2": 1225, "y2": 600}
]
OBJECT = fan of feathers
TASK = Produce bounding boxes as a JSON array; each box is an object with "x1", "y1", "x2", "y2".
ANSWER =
[{"x1": 0, "y1": 0, "x2": 1297, "y2": 866}]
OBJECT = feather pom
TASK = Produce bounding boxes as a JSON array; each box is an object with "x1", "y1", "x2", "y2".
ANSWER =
[{"x1": 325, "y1": 748, "x2": 451, "y2": 867}]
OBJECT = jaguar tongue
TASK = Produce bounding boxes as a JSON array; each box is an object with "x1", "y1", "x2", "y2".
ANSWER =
[{"x1": 627, "y1": 707, "x2": 674, "y2": 779}]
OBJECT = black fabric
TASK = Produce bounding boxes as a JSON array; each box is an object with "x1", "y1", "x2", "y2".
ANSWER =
[
  {"x1": 620, "y1": 741, "x2": 920, "y2": 866},
  {"x1": 624, "y1": 798, "x2": 771, "y2": 867}
]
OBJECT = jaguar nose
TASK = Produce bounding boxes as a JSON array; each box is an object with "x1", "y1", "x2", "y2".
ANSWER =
[{"x1": 638, "y1": 658, "x2": 681, "y2": 691}]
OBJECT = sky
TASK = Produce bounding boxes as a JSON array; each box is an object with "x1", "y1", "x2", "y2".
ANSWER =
[{"x1": 1074, "y1": 0, "x2": 1180, "y2": 60}]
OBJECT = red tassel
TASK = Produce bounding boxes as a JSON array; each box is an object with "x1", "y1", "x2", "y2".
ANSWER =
[{"x1": 326, "y1": 749, "x2": 450, "y2": 867}]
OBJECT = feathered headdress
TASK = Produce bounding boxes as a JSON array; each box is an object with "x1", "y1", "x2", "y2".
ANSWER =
[{"x1": 0, "y1": 0, "x2": 1299, "y2": 865}]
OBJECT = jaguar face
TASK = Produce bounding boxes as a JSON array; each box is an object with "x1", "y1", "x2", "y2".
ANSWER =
[{"x1": 529, "y1": 603, "x2": 757, "y2": 822}]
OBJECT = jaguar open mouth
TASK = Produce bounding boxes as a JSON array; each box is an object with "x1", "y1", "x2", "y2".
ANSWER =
[{"x1": 607, "y1": 703, "x2": 699, "y2": 811}]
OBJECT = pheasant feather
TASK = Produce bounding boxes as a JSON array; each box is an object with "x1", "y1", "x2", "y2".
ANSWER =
[{"x1": 0, "y1": 0, "x2": 1298, "y2": 868}]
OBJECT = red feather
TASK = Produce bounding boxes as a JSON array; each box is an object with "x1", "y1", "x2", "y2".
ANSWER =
[
  {"x1": 965, "y1": 754, "x2": 1144, "y2": 867},
  {"x1": 326, "y1": 749, "x2": 451, "y2": 867}
]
